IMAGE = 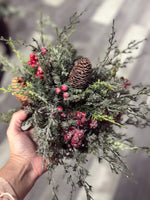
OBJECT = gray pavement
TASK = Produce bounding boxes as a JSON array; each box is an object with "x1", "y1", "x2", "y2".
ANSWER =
[{"x1": 0, "y1": 0, "x2": 150, "y2": 199}]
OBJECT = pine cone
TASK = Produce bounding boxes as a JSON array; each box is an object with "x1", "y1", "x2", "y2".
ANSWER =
[
  {"x1": 11, "y1": 77, "x2": 29, "y2": 106},
  {"x1": 68, "y1": 57, "x2": 92, "y2": 89}
]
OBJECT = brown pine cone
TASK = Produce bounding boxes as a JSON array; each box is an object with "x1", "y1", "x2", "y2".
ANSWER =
[
  {"x1": 11, "y1": 77, "x2": 29, "y2": 106},
  {"x1": 68, "y1": 57, "x2": 92, "y2": 89}
]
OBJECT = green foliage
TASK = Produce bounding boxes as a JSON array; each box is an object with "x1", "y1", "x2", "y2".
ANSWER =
[{"x1": 0, "y1": 12, "x2": 150, "y2": 200}]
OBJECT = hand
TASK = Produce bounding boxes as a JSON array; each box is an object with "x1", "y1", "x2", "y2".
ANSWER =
[
  {"x1": 7, "y1": 110, "x2": 46, "y2": 177},
  {"x1": 0, "y1": 110, "x2": 47, "y2": 200}
]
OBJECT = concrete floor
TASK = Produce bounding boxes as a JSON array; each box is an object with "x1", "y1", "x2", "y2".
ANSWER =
[{"x1": 0, "y1": 0, "x2": 150, "y2": 199}]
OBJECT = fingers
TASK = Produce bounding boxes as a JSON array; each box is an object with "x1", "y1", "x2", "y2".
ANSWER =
[{"x1": 7, "y1": 110, "x2": 28, "y2": 136}]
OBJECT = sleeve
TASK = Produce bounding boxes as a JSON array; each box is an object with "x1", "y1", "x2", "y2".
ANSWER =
[{"x1": 0, "y1": 177, "x2": 18, "y2": 200}]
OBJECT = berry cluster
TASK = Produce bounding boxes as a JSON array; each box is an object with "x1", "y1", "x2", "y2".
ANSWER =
[
  {"x1": 35, "y1": 66, "x2": 44, "y2": 79},
  {"x1": 121, "y1": 77, "x2": 131, "y2": 88},
  {"x1": 28, "y1": 53, "x2": 39, "y2": 68},
  {"x1": 62, "y1": 111, "x2": 98, "y2": 148},
  {"x1": 63, "y1": 127, "x2": 84, "y2": 148},
  {"x1": 55, "y1": 84, "x2": 69, "y2": 98},
  {"x1": 28, "y1": 52, "x2": 45, "y2": 79},
  {"x1": 75, "y1": 111, "x2": 98, "y2": 129}
]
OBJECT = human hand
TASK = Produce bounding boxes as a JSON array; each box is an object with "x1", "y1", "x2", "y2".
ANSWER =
[
  {"x1": 7, "y1": 110, "x2": 46, "y2": 178},
  {"x1": 0, "y1": 110, "x2": 47, "y2": 200}
]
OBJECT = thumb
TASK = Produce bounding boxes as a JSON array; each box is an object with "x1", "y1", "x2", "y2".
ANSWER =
[{"x1": 7, "y1": 110, "x2": 28, "y2": 136}]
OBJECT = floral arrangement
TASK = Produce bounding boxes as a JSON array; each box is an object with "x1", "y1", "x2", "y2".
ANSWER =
[{"x1": 0, "y1": 12, "x2": 150, "y2": 199}]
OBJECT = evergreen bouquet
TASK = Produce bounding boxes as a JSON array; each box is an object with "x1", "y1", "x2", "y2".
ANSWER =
[{"x1": 1, "y1": 12, "x2": 150, "y2": 199}]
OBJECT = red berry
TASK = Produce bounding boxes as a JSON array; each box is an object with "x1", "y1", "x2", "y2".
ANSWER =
[
  {"x1": 40, "y1": 47, "x2": 47, "y2": 55},
  {"x1": 64, "y1": 130, "x2": 74, "y2": 141},
  {"x1": 28, "y1": 61, "x2": 31, "y2": 65},
  {"x1": 55, "y1": 88, "x2": 61, "y2": 94},
  {"x1": 57, "y1": 106, "x2": 63, "y2": 112},
  {"x1": 31, "y1": 64, "x2": 35, "y2": 68},
  {"x1": 81, "y1": 112, "x2": 86, "y2": 118},
  {"x1": 61, "y1": 84, "x2": 68, "y2": 91},
  {"x1": 126, "y1": 82, "x2": 131, "y2": 86},
  {"x1": 34, "y1": 57, "x2": 38, "y2": 61},
  {"x1": 75, "y1": 129, "x2": 84, "y2": 139},
  {"x1": 61, "y1": 113, "x2": 66, "y2": 117},
  {"x1": 35, "y1": 74, "x2": 38, "y2": 78},
  {"x1": 71, "y1": 139, "x2": 82, "y2": 148},
  {"x1": 71, "y1": 142, "x2": 77, "y2": 148},
  {"x1": 32, "y1": 60, "x2": 36, "y2": 64},
  {"x1": 38, "y1": 66, "x2": 42, "y2": 71},
  {"x1": 76, "y1": 111, "x2": 82, "y2": 119},
  {"x1": 39, "y1": 75, "x2": 44, "y2": 79},
  {"x1": 76, "y1": 120, "x2": 81, "y2": 126},
  {"x1": 64, "y1": 133, "x2": 72, "y2": 141},
  {"x1": 37, "y1": 67, "x2": 43, "y2": 74},
  {"x1": 71, "y1": 135, "x2": 79, "y2": 144},
  {"x1": 36, "y1": 70, "x2": 41, "y2": 75},
  {"x1": 81, "y1": 117, "x2": 87, "y2": 124},
  {"x1": 63, "y1": 92, "x2": 69, "y2": 98},
  {"x1": 30, "y1": 53, "x2": 35, "y2": 59},
  {"x1": 36, "y1": 62, "x2": 40, "y2": 66},
  {"x1": 89, "y1": 119, "x2": 98, "y2": 129}
]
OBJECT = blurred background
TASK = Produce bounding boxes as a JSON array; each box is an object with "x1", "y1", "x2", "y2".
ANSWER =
[{"x1": 0, "y1": 0, "x2": 150, "y2": 199}]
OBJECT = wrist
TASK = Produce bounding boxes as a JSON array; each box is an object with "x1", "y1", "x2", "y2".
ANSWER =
[{"x1": 0, "y1": 156, "x2": 37, "y2": 200}]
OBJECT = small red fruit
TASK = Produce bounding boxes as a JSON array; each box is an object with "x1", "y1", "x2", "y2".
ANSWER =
[
  {"x1": 36, "y1": 70, "x2": 41, "y2": 75},
  {"x1": 76, "y1": 120, "x2": 81, "y2": 126},
  {"x1": 71, "y1": 135, "x2": 79, "y2": 144},
  {"x1": 30, "y1": 53, "x2": 35, "y2": 59},
  {"x1": 81, "y1": 112, "x2": 86, "y2": 117},
  {"x1": 75, "y1": 129, "x2": 84, "y2": 139},
  {"x1": 40, "y1": 47, "x2": 47, "y2": 55},
  {"x1": 89, "y1": 119, "x2": 98, "y2": 129},
  {"x1": 80, "y1": 117, "x2": 87, "y2": 124},
  {"x1": 31, "y1": 64, "x2": 35, "y2": 68},
  {"x1": 55, "y1": 88, "x2": 61, "y2": 94},
  {"x1": 76, "y1": 111, "x2": 82, "y2": 119},
  {"x1": 126, "y1": 82, "x2": 131, "y2": 86},
  {"x1": 39, "y1": 75, "x2": 44, "y2": 79},
  {"x1": 37, "y1": 67, "x2": 43, "y2": 74},
  {"x1": 61, "y1": 84, "x2": 68, "y2": 91},
  {"x1": 63, "y1": 92, "x2": 69, "y2": 98},
  {"x1": 28, "y1": 61, "x2": 31, "y2": 65},
  {"x1": 61, "y1": 113, "x2": 66, "y2": 117},
  {"x1": 57, "y1": 106, "x2": 63, "y2": 112}
]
